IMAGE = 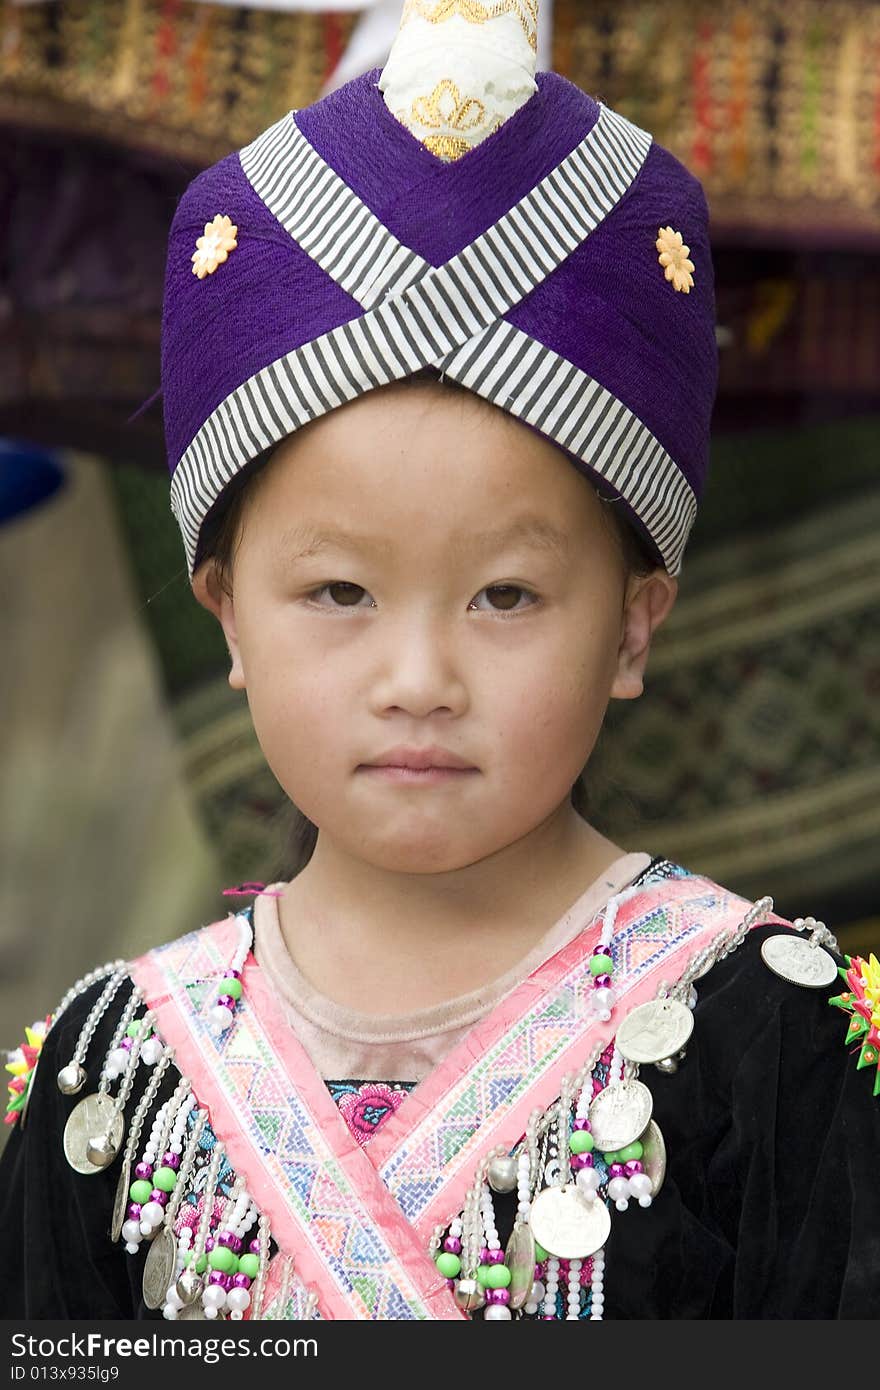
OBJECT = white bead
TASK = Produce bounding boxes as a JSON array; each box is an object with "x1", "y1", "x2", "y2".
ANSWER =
[
  {"x1": 108, "y1": 1047, "x2": 130, "y2": 1073},
  {"x1": 615, "y1": 1198, "x2": 629, "y2": 1211},
  {"x1": 576, "y1": 1167, "x2": 601, "y2": 1195},
  {"x1": 162, "y1": 1306, "x2": 178, "y2": 1320},
  {"x1": 226, "y1": 1288, "x2": 250, "y2": 1312},
  {"x1": 607, "y1": 1177, "x2": 629, "y2": 1201},
  {"x1": 638, "y1": 1195, "x2": 653, "y2": 1208},
  {"x1": 524, "y1": 1302, "x2": 538, "y2": 1316},
  {"x1": 208, "y1": 1004, "x2": 234, "y2": 1035},
  {"x1": 203, "y1": 1285, "x2": 226, "y2": 1309},
  {"x1": 204, "y1": 1307, "x2": 218, "y2": 1319},
  {"x1": 141, "y1": 1201, "x2": 165, "y2": 1227},
  {"x1": 164, "y1": 1286, "x2": 184, "y2": 1310},
  {"x1": 124, "y1": 1242, "x2": 140, "y2": 1255},
  {"x1": 140, "y1": 1037, "x2": 163, "y2": 1066},
  {"x1": 139, "y1": 1221, "x2": 153, "y2": 1237},
  {"x1": 121, "y1": 1220, "x2": 141, "y2": 1243},
  {"x1": 484, "y1": 1304, "x2": 512, "y2": 1320},
  {"x1": 629, "y1": 1172, "x2": 652, "y2": 1197}
]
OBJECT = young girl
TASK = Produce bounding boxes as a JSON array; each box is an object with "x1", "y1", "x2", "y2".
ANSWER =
[{"x1": 2, "y1": 0, "x2": 877, "y2": 1321}]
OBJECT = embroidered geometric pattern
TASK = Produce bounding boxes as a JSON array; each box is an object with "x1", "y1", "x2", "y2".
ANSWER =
[
  {"x1": 376, "y1": 866, "x2": 756, "y2": 1225},
  {"x1": 141, "y1": 926, "x2": 438, "y2": 1320},
  {"x1": 170, "y1": 103, "x2": 697, "y2": 578}
]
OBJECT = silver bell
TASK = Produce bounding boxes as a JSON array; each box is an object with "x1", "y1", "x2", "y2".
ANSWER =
[
  {"x1": 486, "y1": 1154, "x2": 518, "y2": 1193},
  {"x1": 86, "y1": 1131, "x2": 119, "y2": 1167},
  {"x1": 453, "y1": 1277, "x2": 486, "y2": 1313},
  {"x1": 176, "y1": 1268, "x2": 204, "y2": 1305},
  {"x1": 654, "y1": 1056, "x2": 679, "y2": 1075},
  {"x1": 57, "y1": 1062, "x2": 87, "y2": 1095}
]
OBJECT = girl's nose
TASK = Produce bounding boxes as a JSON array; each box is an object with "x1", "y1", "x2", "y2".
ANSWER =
[{"x1": 368, "y1": 614, "x2": 469, "y2": 719}]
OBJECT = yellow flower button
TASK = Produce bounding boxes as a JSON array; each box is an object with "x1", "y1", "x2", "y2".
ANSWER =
[
  {"x1": 192, "y1": 214, "x2": 238, "y2": 280},
  {"x1": 656, "y1": 226, "x2": 695, "y2": 293}
]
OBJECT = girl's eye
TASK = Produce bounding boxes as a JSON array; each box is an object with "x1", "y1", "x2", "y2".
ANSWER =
[
  {"x1": 469, "y1": 584, "x2": 537, "y2": 615},
  {"x1": 306, "y1": 582, "x2": 373, "y2": 608}
]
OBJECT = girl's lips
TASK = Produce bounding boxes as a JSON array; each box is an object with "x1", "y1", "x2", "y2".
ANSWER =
[{"x1": 358, "y1": 765, "x2": 478, "y2": 783}]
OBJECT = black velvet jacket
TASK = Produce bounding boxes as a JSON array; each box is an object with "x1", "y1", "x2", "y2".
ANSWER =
[{"x1": 1, "y1": 914, "x2": 878, "y2": 1319}]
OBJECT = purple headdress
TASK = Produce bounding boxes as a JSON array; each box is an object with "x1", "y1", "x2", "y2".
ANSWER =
[{"x1": 161, "y1": 1, "x2": 717, "y2": 579}]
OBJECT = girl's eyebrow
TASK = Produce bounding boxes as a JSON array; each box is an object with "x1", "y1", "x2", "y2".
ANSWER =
[{"x1": 275, "y1": 515, "x2": 571, "y2": 563}]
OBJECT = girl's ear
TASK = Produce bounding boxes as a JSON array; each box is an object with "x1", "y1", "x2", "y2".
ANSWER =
[
  {"x1": 610, "y1": 570, "x2": 678, "y2": 701},
  {"x1": 190, "y1": 562, "x2": 246, "y2": 691}
]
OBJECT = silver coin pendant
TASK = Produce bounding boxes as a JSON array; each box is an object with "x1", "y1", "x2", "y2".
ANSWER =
[
  {"x1": 63, "y1": 1093, "x2": 124, "y2": 1175},
  {"x1": 505, "y1": 1221, "x2": 537, "y2": 1309},
  {"x1": 588, "y1": 1079, "x2": 653, "y2": 1152},
  {"x1": 111, "y1": 1156, "x2": 132, "y2": 1243},
  {"x1": 615, "y1": 997, "x2": 695, "y2": 1065},
  {"x1": 143, "y1": 1226, "x2": 177, "y2": 1310},
  {"x1": 760, "y1": 934, "x2": 838, "y2": 988},
  {"x1": 641, "y1": 1120, "x2": 667, "y2": 1197},
  {"x1": 528, "y1": 1184, "x2": 611, "y2": 1260}
]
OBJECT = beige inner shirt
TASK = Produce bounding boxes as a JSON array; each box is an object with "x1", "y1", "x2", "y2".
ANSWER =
[{"x1": 252, "y1": 850, "x2": 654, "y2": 1083}]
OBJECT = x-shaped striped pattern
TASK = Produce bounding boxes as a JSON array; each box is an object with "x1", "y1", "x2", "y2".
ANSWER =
[{"x1": 171, "y1": 102, "x2": 697, "y2": 576}]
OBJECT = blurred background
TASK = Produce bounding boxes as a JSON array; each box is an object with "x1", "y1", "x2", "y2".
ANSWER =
[{"x1": 2, "y1": 0, "x2": 879, "y2": 1092}]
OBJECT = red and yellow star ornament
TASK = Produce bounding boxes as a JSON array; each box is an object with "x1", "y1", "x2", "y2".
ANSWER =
[
  {"x1": 829, "y1": 953, "x2": 880, "y2": 1096},
  {"x1": 4, "y1": 1017, "x2": 51, "y2": 1126}
]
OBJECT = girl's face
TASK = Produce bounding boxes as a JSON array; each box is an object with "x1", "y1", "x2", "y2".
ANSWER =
[{"x1": 194, "y1": 384, "x2": 676, "y2": 875}]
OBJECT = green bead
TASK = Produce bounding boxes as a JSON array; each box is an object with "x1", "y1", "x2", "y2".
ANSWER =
[
  {"x1": 208, "y1": 1246, "x2": 236, "y2": 1274},
  {"x1": 129, "y1": 1179, "x2": 152, "y2": 1205},
  {"x1": 153, "y1": 1166, "x2": 177, "y2": 1192},
  {"x1": 238, "y1": 1253, "x2": 260, "y2": 1279},
  {"x1": 476, "y1": 1264, "x2": 493, "y2": 1288},
  {"x1": 126, "y1": 1020, "x2": 152, "y2": 1039},
  {"x1": 603, "y1": 1151, "x2": 619, "y2": 1165},
  {"x1": 486, "y1": 1264, "x2": 512, "y2": 1289},
  {"x1": 533, "y1": 1241, "x2": 548, "y2": 1262},
  {"x1": 220, "y1": 978, "x2": 243, "y2": 1001},
  {"x1": 619, "y1": 1141, "x2": 644, "y2": 1162},
  {"x1": 590, "y1": 954, "x2": 613, "y2": 976},
  {"x1": 435, "y1": 1252, "x2": 461, "y2": 1278},
  {"x1": 569, "y1": 1130, "x2": 594, "y2": 1154},
  {"x1": 195, "y1": 1254, "x2": 207, "y2": 1275}
]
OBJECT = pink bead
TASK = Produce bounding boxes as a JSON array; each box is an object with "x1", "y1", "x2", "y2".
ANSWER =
[
  {"x1": 149, "y1": 1190, "x2": 168, "y2": 1206},
  {"x1": 161, "y1": 1152, "x2": 180, "y2": 1170},
  {"x1": 593, "y1": 974, "x2": 612, "y2": 989},
  {"x1": 446, "y1": 1278, "x2": 455, "y2": 1290},
  {"x1": 249, "y1": 1238, "x2": 260, "y2": 1254},
  {"x1": 570, "y1": 1153, "x2": 590, "y2": 1171},
  {"x1": 134, "y1": 1162, "x2": 153, "y2": 1180},
  {"x1": 217, "y1": 1230, "x2": 237, "y2": 1248},
  {"x1": 223, "y1": 969, "x2": 242, "y2": 980},
  {"x1": 486, "y1": 1288, "x2": 510, "y2": 1305},
  {"x1": 591, "y1": 944, "x2": 608, "y2": 955},
  {"x1": 625, "y1": 1160, "x2": 644, "y2": 1176},
  {"x1": 479, "y1": 1247, "x2": 490, "y2": 1263},
  {"x1": 216, "y1": 995, "x2": 236, "y2": 1011},
  {"x1": 205, "y1": 1237, "x2": 215, "y2": 1252},
  {"x1": 443, "y1": 1237, "x2": 462, "y2": 1254},
  {"x1": 487, "y1": 1249, "x2": 506, "y2": 1265},
  {"x1": 232, "y1": 1273, "x2": 251, "y2": 1290},
  {"x1": 573, "y1": 1118, "x2": 591, "y2": 1131},
  {"x1": 120, "y1": 1037, "x2": 133, "y2": 1050},
  {"x1": 127, "y1": 1203, "x2": 142, "y2": 1220},
  {"x1": 609, "y1": 1162, "x2": 626, "y2": 1178},
  {"x1": 221, "y1": 1274, "x2": 234, "y2": 1291},
  {"x1": 208, "y1": 1271, "x2": 227, "y2": 1287}
]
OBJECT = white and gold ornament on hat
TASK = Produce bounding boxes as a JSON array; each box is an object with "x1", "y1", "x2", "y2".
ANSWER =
[{"x1": 378, "y1": 0, "x2": 539, "y2": 160}]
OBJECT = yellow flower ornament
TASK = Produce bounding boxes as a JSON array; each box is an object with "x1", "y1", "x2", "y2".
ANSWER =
[
  {"x1": 656, "y1": 226, "x2": 695, "y2": 293},
  {"x1": 192, "y1": 214, "x2": 238, "y2": 280}
]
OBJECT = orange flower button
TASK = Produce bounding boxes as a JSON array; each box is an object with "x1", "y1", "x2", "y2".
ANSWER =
[
  {"x1": 656, "y1": 226, "x2": 695, "y2": 293},
  {"x1": 192, "y1": 214, "x2": 238, "y2": 280}
]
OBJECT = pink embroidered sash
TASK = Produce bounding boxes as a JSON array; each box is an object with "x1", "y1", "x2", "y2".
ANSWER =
[{"x1": 128, "y1": 872, "x2": 788, "y2": 1320}]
